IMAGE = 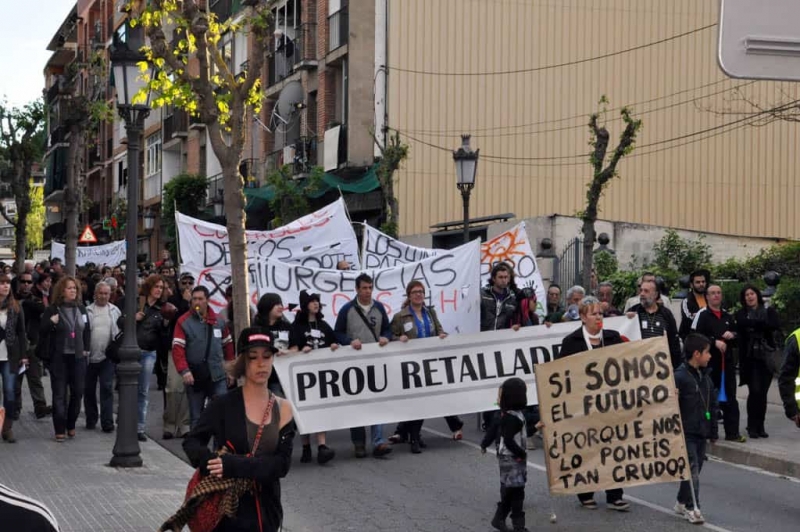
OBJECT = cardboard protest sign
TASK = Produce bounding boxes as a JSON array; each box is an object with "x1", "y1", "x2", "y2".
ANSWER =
[
  {"x1": 272, "y1": 316, "x2": 642, "y2": 434},
  {"x1": 535, "y1": 337, "x2": 691, "y2": 495},
  {"x1": 51, "y1": 240, "x2": 126, "y2": 267},
  {"x1": 177, "y1": 197, "x2": 361, "y2": 270},
  {"x1": 182, "y1": 238, "x2": 483, "y2": 335},
  {"x1": 362, "y1": 222, "x2": 546, "y2": 317}
]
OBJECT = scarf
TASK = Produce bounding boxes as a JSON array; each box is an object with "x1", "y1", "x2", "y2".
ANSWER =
[{"x1": 582, "y1": 326, "x2": 604, "y2": 351}]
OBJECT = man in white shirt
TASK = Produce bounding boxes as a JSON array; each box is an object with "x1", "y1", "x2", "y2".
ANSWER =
[{"x1": 85, "y1": 282, "x2": 121, "y2": 433}]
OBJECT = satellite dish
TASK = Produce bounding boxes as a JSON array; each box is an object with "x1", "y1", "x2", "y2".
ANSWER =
[{"x1": 271, "y1": 80, "x2": 304, "y2": 139}]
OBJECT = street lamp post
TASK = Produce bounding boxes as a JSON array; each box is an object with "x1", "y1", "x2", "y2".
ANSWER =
[
  {"x1": 453, "y1": 135, "x2": 479, "y2": 244},
  {"x1": 109, "y1": 33, "x2": 153, "y2": 468}
]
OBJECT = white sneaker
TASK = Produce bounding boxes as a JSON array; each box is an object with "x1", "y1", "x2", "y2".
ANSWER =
[
  {"x1": 673, "y1": 502, "x2": 687, "y2": 516},
  {"x1": 686, "y1": 509, "x2": 705, "y2": 524},
  {"x1": 526, "y1": 436, "x2": 537, "y2": 450}
]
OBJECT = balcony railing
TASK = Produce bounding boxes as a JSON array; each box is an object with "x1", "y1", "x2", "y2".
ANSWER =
[
  {"x1": 163, "y1": 110, "x2": 189, "y2": 141},
  {"x1": 328, "y1": 7, "x2": 349, "y2": 52},
  {"x1": 209, "y1": 0, "x2": 245, "y2": 22},
  {"x1": 207, "y1": 173, "x2": 224, "y2": 206},
  {"x1": 264, "y1": 137, "x2": 318, "y2": 178},
  {"x1": 144, "y1": 173, "x2": 162, "y2": 201},
  {"x1": 240, "y1": 158, "x2": 262, "y2": 188},
  {"x1": 267, "y1": 23, "x2": 318, "y2": 87}
]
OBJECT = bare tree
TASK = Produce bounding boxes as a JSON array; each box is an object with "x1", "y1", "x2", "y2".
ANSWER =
[{"x1": 580, "y1": 98, "x2": 642, "y2": 290}]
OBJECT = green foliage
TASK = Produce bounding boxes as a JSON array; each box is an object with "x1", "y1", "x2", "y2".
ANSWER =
[
  {"x1": 265, "y1": 165, "x2": 323, "y2": 227},
  {"x1": 604, "y1": 269, "x2": 642, "y2": 310},
  {"x1": 25, "y1": 179, "x2": 44, "y2": 253},
  {"x1": 593, "y1": 250, "x2": 618, "y2": 280},
  {"x1": 375, "y1": 131, "x2": 409, "y2": 231},
  {"x1": 380, "y1": 221, "x2": 398, "y2": 239},
  {"x1": 163, "y1": 173, "x2": 208, "y2": 257},
  {"x1": 652, "y1": 229, "x2": 713, "y2": 274},
  {"x1": 772, "y1": 278, "x2": 800, "y2": 334}
]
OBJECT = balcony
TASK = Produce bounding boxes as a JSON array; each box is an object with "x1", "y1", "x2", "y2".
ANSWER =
[
  {"x1": 44, "y1": 147, "x2": 69, "y2": 201},
  {"x1": 240, "y1": 158, "x2": 262, "y2": 188},
  {"x1": 328, "y1": 6, "x2": 348, "y2": 52},
  {"x1": 206, "y1": 173, "x2": 224, "y2": 208},
  {"x1": 264, "y1": 137, "x2": 318, "y2": 178},
  {"x1": 88, "y1": 146, "x2": 102, "y2": 168},
  {"x1": 209, "y1": 0, "x2": 246, "y2": 22},
  {"x1": 267, "y1": 23, "x2": 318, "y2": 87},
  {"x1": 144, "y1": 173, "x2": 162, "y2": 202},
  {"x1": 163, "y1": 110, "x2": 189, "y2": 142}
]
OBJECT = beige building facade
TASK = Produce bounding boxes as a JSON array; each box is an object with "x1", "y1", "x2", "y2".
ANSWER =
[{"x1": 388, "y1": 0, "x2": 800, "y2": 240}]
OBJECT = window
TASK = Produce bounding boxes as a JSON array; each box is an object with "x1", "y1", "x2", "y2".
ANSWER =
[{"x1": 146, "y1": 132, "x2": 162, "y2": 177}]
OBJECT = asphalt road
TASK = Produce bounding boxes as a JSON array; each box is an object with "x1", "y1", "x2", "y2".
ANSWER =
[{"x1": 146, "y1": 390, "x2": 799, "y2": 532}]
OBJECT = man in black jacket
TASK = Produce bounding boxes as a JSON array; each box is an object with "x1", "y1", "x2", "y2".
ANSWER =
[
  {"x1": 690, "y1": 284, "x2": 743, "y2": 442},
  {"x1": 14, "y1": 271, "x2": 51, "y2": 420},
  {"x1": 628, "y1": 280, "x2": 682, "y2": 368},
  {"x1": 679, "y1": 269, "x2": 710, "y2": 339},
  {"x1": 778, "y1": 329, "x2": 800, "y2": 429},
  {"x1": 673, "y1": 333, "x2": 718, "y2": 525},
  {"x1": 480, "y1": 263, "x2": 519, "y2": 333}
]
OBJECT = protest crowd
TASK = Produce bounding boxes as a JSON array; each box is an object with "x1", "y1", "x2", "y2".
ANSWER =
[{"x1": 1, "y1": 218, "x2": 799, "y2": 532}]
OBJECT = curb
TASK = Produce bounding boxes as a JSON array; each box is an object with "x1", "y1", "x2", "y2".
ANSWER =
[{"x1": 709, "y1": 442, "x2": 800, "y2": 479}]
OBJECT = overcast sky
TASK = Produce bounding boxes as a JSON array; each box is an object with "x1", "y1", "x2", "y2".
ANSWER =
[{"x1": 0, "y1": 0, "x2": 77, "y2": 108}]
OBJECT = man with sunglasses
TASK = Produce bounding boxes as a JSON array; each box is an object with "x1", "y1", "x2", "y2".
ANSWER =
[{"x1": 13, "y1": 272, "x2": 51, "y2": 420}]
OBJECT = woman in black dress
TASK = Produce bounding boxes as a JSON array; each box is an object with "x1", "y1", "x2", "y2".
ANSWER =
[{"x1": 558, "y1": 296, "x2": 631, "y2": 512}]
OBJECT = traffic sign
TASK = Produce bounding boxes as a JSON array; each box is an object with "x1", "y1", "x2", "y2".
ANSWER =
[
  {"x1": 79, "y1": 225, "x2": 98, "y2": 244},
  {"x1": 719, "y1": 0, "x2": 800, "y2": 81}
]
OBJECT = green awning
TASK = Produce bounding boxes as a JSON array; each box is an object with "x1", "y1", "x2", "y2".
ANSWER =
[{"x1": 244, "y1": 165, "x2": 380, "y2": 203}]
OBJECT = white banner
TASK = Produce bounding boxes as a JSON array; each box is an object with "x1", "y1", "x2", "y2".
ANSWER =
[
  {"x1": 50, "y1": 240, "x2": 127, "y2": 267},
  {"x1": 182, "y1": 239, "x2": 482, "y2": 335},
  {"x1": 362, "y1": 221, "x2": 547, "y2": 316},
  {"x1": 177, "y1": 197, "x2": 361, "y2": 271},
  {"x1": 273, "y1": 316, "x2": 642, "y2": 434}
]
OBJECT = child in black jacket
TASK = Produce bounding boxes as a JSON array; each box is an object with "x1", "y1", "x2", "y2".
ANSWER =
[
  {"x1": 481, "y1": 378, "x2": 529, "y2": 532},
  {"x1": 674, "y1": 333, "x2": 718, "y2": 525}
]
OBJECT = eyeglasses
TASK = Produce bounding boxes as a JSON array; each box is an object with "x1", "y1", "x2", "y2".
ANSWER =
[
  {"x1": 19, "y1": 280, "x2": 33, "y2": 284},
  {"x1": 181, "y1": 280, "x2": 194, "y2": 285},
  {"x1": 409, "y1": 290, "x2": 425, "y2": 295}
]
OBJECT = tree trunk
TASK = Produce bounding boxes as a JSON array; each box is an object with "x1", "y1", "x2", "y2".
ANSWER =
[
  {"x1": 64, "y1": 122, "x2": 83, "y2": 276},
  {"x1": 222, "y1": 160, "x2": 250, "y2": 340},
  {"x1": 581, "y1": 218, "x2": 595, "y2": 291},
  {"x1": 10, "y1": 161, "x2": 30, "y2": 273}
]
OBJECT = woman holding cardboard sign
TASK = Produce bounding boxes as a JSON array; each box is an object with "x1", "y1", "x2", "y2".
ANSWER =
[{"x1": 557, "y1": 296, "x2": 631, "y2": 512}]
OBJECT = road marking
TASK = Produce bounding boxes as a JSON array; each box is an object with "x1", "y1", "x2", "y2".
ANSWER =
[
  {"x1": 706, "y1": 455, "x2": 800, "y2": 484},
  {"x1": 422, "y1": 427, "x2": 736, "y2": 532}
]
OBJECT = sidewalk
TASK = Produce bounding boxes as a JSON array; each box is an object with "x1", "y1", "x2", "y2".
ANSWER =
[
  {"x1": 3, "y1": 376, "x2": 192, "y2": 532},
  {"x1": 708, "y1": 378, "x2": 800, "y2": 478}
]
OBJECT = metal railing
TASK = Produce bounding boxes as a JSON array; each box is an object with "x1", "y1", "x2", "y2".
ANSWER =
[
  {"x1": 328, "y1": 7, "x2": 349, "y2": 52},
  {"x1": 263, "y1": 136, "x2": 318, "y2": 178},
  {"x1": 206, "y1": 173, "x2": 224, "y2": 205},
  {"x1": 240, "y1": 158, "x2": 262, "y2": 188},
  {"x1": 163, "y1": 110, "x2": 189, "y2": 140},
  {"x1": 267, "y1": 23, "x2": 318, "y2": 86}
]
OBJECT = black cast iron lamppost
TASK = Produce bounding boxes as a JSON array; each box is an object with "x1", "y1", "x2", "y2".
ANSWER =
[
  {"x1": 109, "y1": 32, "x2": 153, "y2": 468},
  {"x1": 453, "y1": 134, "x2": 479, "y2": 244}
]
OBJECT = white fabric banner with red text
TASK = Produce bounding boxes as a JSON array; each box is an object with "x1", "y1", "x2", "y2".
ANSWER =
[
  {"x1": 181, "y1": 238, "x2": 482, "y2": 335},
  {"x1": 362, "y1": 222, "x2": 546, "y2": 317},
  {"x1": 177, "y1": 197, "x2": 361, "y2": 271},
  {"x1": 272, "y1": 316, "x2": 642, "y2": 434}
]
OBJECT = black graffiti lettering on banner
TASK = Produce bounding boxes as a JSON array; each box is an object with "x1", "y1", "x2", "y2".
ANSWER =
[
  {"x1": 203, "y1": 236, "x2": 296, "y2": 267},
  {"x1": 251, "y1": 254, "x2": 458, "y2": 295},
  {"x1": 365, "y1": 233, "x2": 435, "y2": 264},
  {"x1": 296, "y1": 365, "x2": 388, "y2": 401},
  {"x1": 299, "y1": 252, "x2": 357, "y2": 270}
]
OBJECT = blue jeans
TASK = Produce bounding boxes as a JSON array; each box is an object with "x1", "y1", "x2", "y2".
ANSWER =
[
  {"x1": 84, "y1": 358, "x2": 115, "y2": 430},
  {"x1": 187, "y1": 379, "x2": 228, "y2": 430},
  {"x1": 0, "y1": 361, "x2": 16, "y2": 413},
  {"x1": 350, "y1": 424, "x2": 387, "y2": 447},
  {"x1": 138, "y1": 351, "x2": 157, "y2": 433},
  {"x1": 677, "y1": 437, "x2": 706, "y2": 510}
]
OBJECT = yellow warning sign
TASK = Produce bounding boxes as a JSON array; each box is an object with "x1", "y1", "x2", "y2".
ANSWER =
[{"x1": 79, "y1": 225, "x2": 98, "y2": 244}]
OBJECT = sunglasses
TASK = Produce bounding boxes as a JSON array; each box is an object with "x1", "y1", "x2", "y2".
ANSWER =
[
  {"x1": 19, "y1": 280, "x2": 33, "y2": 284},
  {"x1": 181, "y1": 280, "x2": 194, "y2": 284}
]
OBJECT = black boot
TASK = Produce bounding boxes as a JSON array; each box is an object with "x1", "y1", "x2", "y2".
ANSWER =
[
  {"x1": 491, "y1": 503, "x2": 510, "y2": 532},
  {"x1": 300, "y1": 444, "x2": 312, "y2": 463},
  {"x1": 317, "y1": 445, "x2": 335, "y2": 465},
  {"x1": 511, "y1": 514, "x2": 529, "y2": 532}
]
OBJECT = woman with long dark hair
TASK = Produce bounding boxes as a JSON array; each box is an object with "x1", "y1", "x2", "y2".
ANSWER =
[
  {"x1": 0, "y1": 274, "x2": 27, "y2": 443},
  {"x1": 39, "y1": 276, "x2": 91, "y2": 442},
  {"x1": 162, "y1": 327, "x2": 295, "y2": 532},
  {"x1": 289, "y1": 291, "x2": 338, "y2": 464},
  {"x1": 735, "y1": 285, "x2": 780, "y2": 439}
]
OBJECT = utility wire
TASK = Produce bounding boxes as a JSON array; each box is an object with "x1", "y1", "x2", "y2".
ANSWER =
[
  {"x1": 390, "y1": 23, "x2": 716, "y2": 77},
  {"x1": 402, "y1": 79, "x2": 738, "y2": 135}
]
